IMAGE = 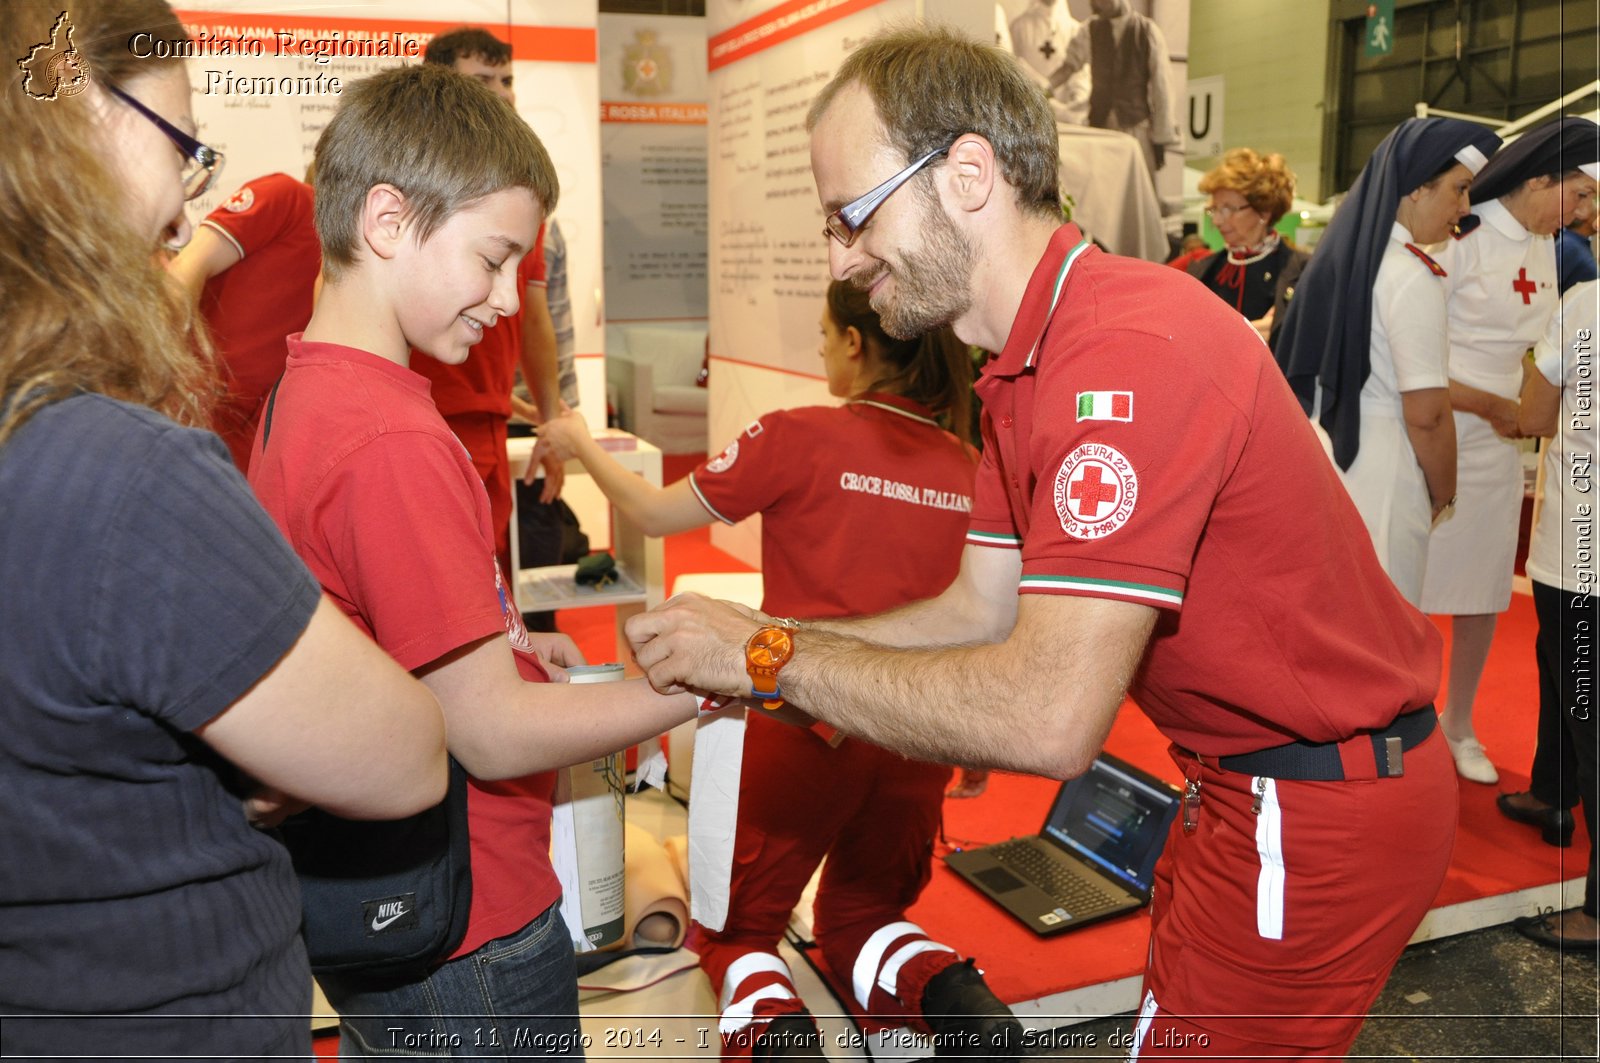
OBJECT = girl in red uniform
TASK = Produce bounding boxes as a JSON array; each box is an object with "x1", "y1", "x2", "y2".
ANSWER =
[{"x1": 537, "y1": 282, "x2": 1020, "y2": 1061}]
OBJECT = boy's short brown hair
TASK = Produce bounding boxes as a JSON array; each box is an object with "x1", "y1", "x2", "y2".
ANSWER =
[{"x1": 313, "y1": 63, "x2": 558, "y2": 279}]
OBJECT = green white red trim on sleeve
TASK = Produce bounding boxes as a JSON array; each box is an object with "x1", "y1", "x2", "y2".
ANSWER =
[
  {"x1": 1018, "y1": 573, "x2": 1183, "y2": 608},
  {"x1": 965, "y1": 529, "x2": 1021, "y2": 548}
]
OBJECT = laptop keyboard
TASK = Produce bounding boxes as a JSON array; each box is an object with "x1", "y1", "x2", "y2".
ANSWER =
[{"x1": 990, "y1": 840, "x2": 1120, "y2": 915}]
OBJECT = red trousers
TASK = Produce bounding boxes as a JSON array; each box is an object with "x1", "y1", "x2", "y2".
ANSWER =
[
  {"x1": 1132, "y1": 731, "x2": 1456, "y2": 1059},
  {"x1": 697, "y1": 716, "x2": 959, "y2": 1049},
  {"x1": 443, "y1": 412, "x2": 512, "y2": 581}
]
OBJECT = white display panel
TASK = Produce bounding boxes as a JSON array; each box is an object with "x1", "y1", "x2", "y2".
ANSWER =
[
  {"x1": 172, "y1": 1, "x2": 605, "y2": 426},
  {"x1": 703, "y1": 0, "x2": 987, "y2": 564}
]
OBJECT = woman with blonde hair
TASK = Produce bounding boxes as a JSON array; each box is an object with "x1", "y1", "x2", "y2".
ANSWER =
[
  {"x1": 0, "y1": 2, "x2": 446, "y2": 1054},
  {"x1": 1189, "y1": 148, "x2": 1309, "y2": 348}
]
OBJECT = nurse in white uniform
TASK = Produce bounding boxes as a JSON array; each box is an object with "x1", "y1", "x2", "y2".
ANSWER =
[
  {"x1": 1274, "y1": 118, "x2": 1502, "y2": 601},
  {"x1": 1421, "y1": 118, "x2": 1599, "y2": 784}
]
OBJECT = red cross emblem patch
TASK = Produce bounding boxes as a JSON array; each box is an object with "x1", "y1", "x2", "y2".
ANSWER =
[
  {"x1": 222, "y1": 186, "x2": 255, "y2": 213},
  {"x1": 705, "y1": 439, "x2": 739, "y2": 473},
  {"x1": 1053, "y1": 442, "x2": 1138, "y2": 540}
]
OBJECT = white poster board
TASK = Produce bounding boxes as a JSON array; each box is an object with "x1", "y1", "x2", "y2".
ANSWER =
[
  {"x1": 172, "y1": 1, "x2": 605, "y2": 426},
  {"x1": 704, "y1": 0, "x2": 988, "y2": 565}
]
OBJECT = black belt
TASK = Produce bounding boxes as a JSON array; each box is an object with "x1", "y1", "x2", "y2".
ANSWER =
[{"x1": 1204, "y1": 705, "x2": 1437, "y2": 782}]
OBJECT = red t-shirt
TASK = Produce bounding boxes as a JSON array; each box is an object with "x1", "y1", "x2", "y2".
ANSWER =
[
  {"x1": 247, "y1": 334, "x2": 560, "y2": 958},
  {"x1": 968, "y1": 224, "x2": 1441, "y2": 755},
  {"x1": 198, "y1": 174, "x2": 320, "y2": 470},
  {"x1": 690, "y1": 394, "x2": 976, "y2": 618},
  {"x1": 411, "y1": 225, "x2": 547, "y2": 418}
]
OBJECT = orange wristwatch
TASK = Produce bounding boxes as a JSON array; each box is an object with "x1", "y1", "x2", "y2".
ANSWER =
[{"x1": 745, "y1": 625, "x2": 795, "y2": 710}]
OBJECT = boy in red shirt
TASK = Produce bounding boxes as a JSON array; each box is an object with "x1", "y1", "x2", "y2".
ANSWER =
[{"x1": 247, "y1": 63, "x2": 701, "y2": 1056}]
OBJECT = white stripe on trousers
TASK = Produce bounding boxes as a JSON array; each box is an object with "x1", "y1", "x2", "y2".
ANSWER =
[
  {"x1": 1127, "y1": 989, "x2": 1159, "y2": 1061},
  {"x1": 873, "y1": 940, "x2": 954, "y2": 1009},
  {"x1": 1254, "y1": 776, "x2": 1285, "y2": 940},
  {"x1": 720, "y1": 986, "x2": 797, "y2": 1036},
  {"x1": 851, "y1": 921, "x2": 927, "y2": 1011},
  {"x1": 719, "y1": 951, "x2": 794, "y2": 1013}
]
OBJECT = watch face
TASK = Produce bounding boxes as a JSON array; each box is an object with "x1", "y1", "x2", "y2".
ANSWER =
[{"x1": 748, "y1": 627, "x2": 793, "y2": 666}]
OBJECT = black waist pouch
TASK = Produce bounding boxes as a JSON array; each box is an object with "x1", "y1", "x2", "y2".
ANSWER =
[{"x1": 278, "y1": 758, "x2": 472, "y2": 980}]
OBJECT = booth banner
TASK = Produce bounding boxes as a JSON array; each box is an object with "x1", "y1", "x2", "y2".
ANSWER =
[
  {"x1": 550, "y1": 664, "x2": 629, "y2": 952},
  {"x1": 599, "y1": 13, "x2": 709, "y2": 323},
  {"x1": 171, "y1": 0, "x2": 604, "y2": 394},
  {"x1": 707, "y1": 0, "x2": 967, "y2": 383}
]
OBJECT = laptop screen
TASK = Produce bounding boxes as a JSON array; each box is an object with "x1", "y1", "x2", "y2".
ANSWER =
[{"x1": 1041, "y1": 756, "x2": 1179, "y2": 893}]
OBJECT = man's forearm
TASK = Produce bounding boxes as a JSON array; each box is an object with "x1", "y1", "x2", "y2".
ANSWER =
[
  {"x1": 780, "y1": 627, "x2": 1120, "y2": 779},
  {"x1": 801, "y1": 547, "x2": 1019, "y2": 648}
]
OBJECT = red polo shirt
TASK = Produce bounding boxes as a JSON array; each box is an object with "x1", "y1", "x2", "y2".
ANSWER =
[
  {"x1": 968, "y1": 224, "x2": 1440, "y2": 755},
  {"x1": 198, "y1": 173, "x2": 320, "y2": 470},
  {"x1": 689, "y1": 394, "x2": 976, "y2": 619}
]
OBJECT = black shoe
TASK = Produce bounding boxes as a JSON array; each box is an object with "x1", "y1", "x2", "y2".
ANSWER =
[
  {"x1": 1513, "y1": 908, "x2": 1600, "y2": 952},
  {"x1": 1496, "y1": 792, "x2": 1575, "y2": 847},
  {"x1": 752, "y1": 1012, "x2": 826, "y2": 1061},
  {"x1": 921, "y1": 959, "x2": 1023, "y2": 1061}
]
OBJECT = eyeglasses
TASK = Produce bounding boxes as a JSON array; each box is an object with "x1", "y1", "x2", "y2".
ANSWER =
[
  {"x1": 1203, "y1": 203, "x2": 1253, "y2": 222},
  {"x1": 107, "y1": 83, "x2": 225, "y2": 201},
  {"x1": 822, "y1": 142, "x2": 955, "y2": 247}
]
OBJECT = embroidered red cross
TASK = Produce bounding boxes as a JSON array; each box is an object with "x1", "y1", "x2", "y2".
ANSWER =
[
  {"x1": 1071, "y1": 463, "x2": 1119, "y2": 518},
  {"x1": 1512, "y1": 268, "x2": 1537, "y2": 305}
]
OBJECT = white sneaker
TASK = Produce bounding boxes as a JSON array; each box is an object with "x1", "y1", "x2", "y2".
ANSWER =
[{"x1": 1447, "y1": 736, "x2": 1499, "y2": 784}]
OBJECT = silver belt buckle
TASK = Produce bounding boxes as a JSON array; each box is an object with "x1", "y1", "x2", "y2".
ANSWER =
[{"x1": 1384, "y1": 735, "x2": 1404, "y2": 777}]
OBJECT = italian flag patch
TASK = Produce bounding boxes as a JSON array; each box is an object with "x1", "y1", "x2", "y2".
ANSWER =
[{"x1": 1076, "y1": 391, "x2": 1133, "y2": 422}]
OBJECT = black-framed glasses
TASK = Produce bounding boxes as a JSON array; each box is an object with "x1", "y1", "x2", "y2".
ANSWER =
[
  {"x1": 106, "y1": 83, "x2": 224, "y2": 201},
  {"x1": 822, "y1": 142, "x2": 955, "y2": 247}
]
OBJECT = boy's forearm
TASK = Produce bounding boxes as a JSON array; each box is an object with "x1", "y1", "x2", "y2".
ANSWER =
[{"x1": 421, "y1": 638, "x2": 696, "y2": 779}]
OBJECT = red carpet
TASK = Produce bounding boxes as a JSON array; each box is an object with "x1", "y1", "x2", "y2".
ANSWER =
[{"x1": 550, "y1": 455, "x2": 1575, "y2": 1009}]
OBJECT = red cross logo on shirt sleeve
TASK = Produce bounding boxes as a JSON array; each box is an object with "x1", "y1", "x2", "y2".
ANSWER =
[
  {"x1": 1070, "y1": 463, "x2": 1120, "y2": 518},
  {"x1": 1054, "y1": 443, "x2": 1139, "y2": 540},
  {"x1": 1512, "y1": 268, "x2": 1537, "y2": 305}
]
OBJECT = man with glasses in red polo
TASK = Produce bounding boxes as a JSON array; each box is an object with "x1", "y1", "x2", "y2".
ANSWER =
[{"x1": 628, "y1": 24, "x2": 1453, "y2": 1060}]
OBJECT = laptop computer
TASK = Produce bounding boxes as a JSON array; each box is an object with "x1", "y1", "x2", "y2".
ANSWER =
[{"x1": 944, "y1": 753, "x2": 1181, "y2": 936}]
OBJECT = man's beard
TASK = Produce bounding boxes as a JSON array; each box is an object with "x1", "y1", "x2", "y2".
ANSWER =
[{"x1": 853, "y1": 190, "x2": 975, "y2": 340}]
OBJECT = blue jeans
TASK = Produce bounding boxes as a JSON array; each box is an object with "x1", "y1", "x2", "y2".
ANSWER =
[{"x1": 320, "y1": 903, "x2": 585, "y2": 1059}]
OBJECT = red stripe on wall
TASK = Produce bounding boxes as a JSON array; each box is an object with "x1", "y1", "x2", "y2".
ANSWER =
[
  {"x1": 707, "y1": 0, "x2": 887, "y2": 71},
  {"x1": 710, "y1": 354, "x2": 826, "y2": 382},
  {"x1": 172, "y1": 11, "x2": 595, "y2": 64}
]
